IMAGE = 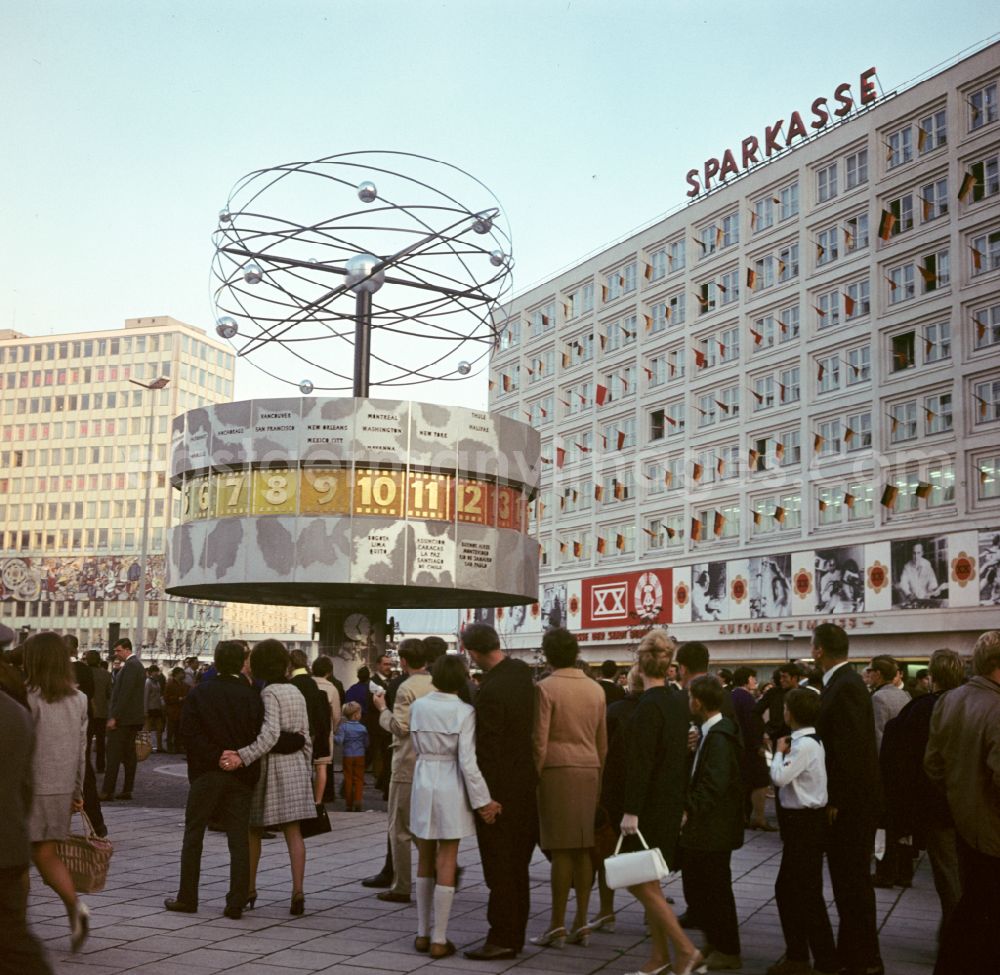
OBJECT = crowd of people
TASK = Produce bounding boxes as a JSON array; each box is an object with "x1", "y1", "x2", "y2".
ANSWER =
[{"x1": 0, "y1": 620, "x2": 997, "y2": 975}]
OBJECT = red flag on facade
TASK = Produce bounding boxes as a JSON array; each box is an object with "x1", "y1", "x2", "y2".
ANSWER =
[
  {"x1": 556, "y1": 447, "x2": 566, "y2": 469},
  {"x1": 596, "y1": 536, "x2": 607, "y2": 554},
  {"x1": 694, "y1": 348, "x2": 707, "y2": 368},
  {"x1": 713, "y1": 511, "x2": 725, "y2": 536},
  {"x1": 617, "y1": 430, "x2": 626, "y2": 450},
  {"x1": 615, "y1": 533, "x2": 625, "y2": 551},
  {"x1": 691, "y1": 517, "x2": 703, "y2": 542},
  {"x1": 958, "y1": 171, "x2": 977, "y2": 202},
  {"x1": 595, "y1": 384, "x2": 608, "y2": 406},
  {"x1": 880, "y1": 485, "x2": 898, "y2": 508},
  {"x1": 878, "y1": 209, "x2": 896, "y2": 240},
  {"x1": 692, "y1": 462, "x2": 703, "y2": 482},
  {"x1": 750, "y1": 327, "x2": 762, "y2": 345}
]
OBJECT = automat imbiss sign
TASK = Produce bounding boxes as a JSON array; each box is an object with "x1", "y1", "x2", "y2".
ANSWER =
[
  {"x1": 685, "y1": 67, "x2": 878, "y2": 197},
  {"x1": 582, "y1": 569, "x2": 672, "y2": 629}
]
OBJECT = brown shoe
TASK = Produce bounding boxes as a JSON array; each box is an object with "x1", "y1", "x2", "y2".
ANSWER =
[
  {"x1": 430, "y1": 940, "x2": 456, "y2": 959},
  {"x1": 376, "y1": 890, "x2": 411, "y2": 904},
  {"x1": 414, "y1": 936, "x2": 430, "y2": 953}
]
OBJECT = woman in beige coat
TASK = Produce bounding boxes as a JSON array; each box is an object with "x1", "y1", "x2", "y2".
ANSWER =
[{"x1": 531, "y1": 627, "x2": 607, "y2": 948}]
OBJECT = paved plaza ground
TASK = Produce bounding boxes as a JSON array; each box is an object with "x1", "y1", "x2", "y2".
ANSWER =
[{"x1": 27, "y1": 755, "x2": 939, "y2": 975}]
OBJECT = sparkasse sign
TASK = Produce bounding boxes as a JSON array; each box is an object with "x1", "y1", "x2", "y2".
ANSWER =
[{"x1": 685, "y1": 67, "x2": 878, "y2": 197}]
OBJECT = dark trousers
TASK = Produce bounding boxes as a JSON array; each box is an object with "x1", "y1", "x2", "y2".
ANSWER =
[
  {"x1": 0, "y1": 865, "x2": 53, "y2": 975},
  {"x1": 102, "y1": 723, "x2": 141, "y2": 795},
  {"x1": 177, "y1": 771, "x2": 253, "y2": 910},
  {"x1": 166, "y1": 715, "x2": 182, "y2": 753},
  {"x1": 476, "y1": 805, "x2": 537, "y2": 951},
  {"x1": 88, "y1": 716, "x2": 107, "y2": 771},
  {"x1": 82, "y1": 756, "x2": 107, "y2": 837},
  {"x1": 776, "y1": 808, "x2": 837, "y2": 971},
  {"x1": 825, "y1": 809, "x2": 880, "y2": 971},
  {"x1": 681, "y1": 847, "x2": 740, "y2": 956},
  {"x1": 935, "y1": 833, "x2": 1000, "y2": 975}
]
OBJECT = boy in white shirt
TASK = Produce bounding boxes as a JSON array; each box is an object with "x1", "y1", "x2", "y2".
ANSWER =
[{"x1": 767, "y1": 688, "x2": 837, "y2": 975}]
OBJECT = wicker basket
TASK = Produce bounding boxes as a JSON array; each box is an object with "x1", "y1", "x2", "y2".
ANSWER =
[
  {"x1": 56, "y1": 811, "x2": 114, "y2": 894},
  {"x1": 135, "y1": 731, "x2": 153, "y2": 762}
]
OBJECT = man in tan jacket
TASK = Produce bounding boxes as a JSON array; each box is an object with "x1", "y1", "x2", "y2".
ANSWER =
[{"x1": 372, "y1": 639, "x2": 432, "y2": 903}]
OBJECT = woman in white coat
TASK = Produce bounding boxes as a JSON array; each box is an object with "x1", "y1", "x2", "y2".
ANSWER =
[{"x1": 409, "y1": 654, "x2": 501, "y2": 959}]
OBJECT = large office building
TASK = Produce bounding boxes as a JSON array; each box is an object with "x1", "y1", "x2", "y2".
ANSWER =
[
  {"x1": 0, "y1": 315, "x2": 308, "y2": 658},
  {"x1": 485, "y1": 43, "x2": 1000, "y2": 664}
]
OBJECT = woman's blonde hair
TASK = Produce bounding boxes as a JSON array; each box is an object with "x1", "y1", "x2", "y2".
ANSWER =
[
  {"x1": 625, "y1": 663, "x2": 645, "y2": 696},
  {"x1": 636, "y1": 629, "x2": 678, "y2": 679}
]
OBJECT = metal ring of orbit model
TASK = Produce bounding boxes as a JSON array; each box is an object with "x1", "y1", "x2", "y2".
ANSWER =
[{"x1": 211, "y1": 151, "x2": 514, "y2": 393}]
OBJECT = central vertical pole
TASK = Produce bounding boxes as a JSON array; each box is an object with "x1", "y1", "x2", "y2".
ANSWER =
[{"x1": 353, "y1": 289, "x2": 372, "y2": 398}]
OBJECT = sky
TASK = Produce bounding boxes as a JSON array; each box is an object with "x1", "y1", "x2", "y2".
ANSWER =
[{"x1": 2, "y1": 0, "x2": 997, "y2": 407}]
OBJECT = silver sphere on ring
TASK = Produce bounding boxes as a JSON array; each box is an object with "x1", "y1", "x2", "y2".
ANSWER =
[
  {"x1": 490, "y1": 250, "x2": 506, "y2": 267},
  {"x1": 357, "y1": 181, "x2": 377, "y2": 203},
  {"x1": 457, "y1": 361, "x2": 472, "y2": 375},
  {"x1": 473, "y1": 212, "x2": 493, "y2": 234},
  {"x1": 219, "y1": 208, "x2": 232, "y2": 224},
  {"x1": 215, "y1": 317, "x2": 239, "y2": 340},
  {"x1": 299, "y1": 380, "x2": 314, "y2": 395},
  {"x1": 243, "y1": 261, "x2": 263, "y2": 285},
  {"x1": 345, "y1": 253, "x2": 385, "y2": 294}
]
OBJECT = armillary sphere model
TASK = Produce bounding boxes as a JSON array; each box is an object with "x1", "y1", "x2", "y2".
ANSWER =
[
  {"x1": 167, "y1": 152, "x2": 538, "y2": 679},
  {"x1": 210, "y1": 150, "x2": 515, "y2": 396}
]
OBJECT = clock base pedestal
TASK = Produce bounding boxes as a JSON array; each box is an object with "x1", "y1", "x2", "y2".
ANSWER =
[{"x1": 314, "y1": 603, "x2": 387, "y2": 689}]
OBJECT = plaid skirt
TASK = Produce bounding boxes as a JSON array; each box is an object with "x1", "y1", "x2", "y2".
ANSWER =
[{"x1": 250, "y1": 751, "x2": 316, "y2": 828}]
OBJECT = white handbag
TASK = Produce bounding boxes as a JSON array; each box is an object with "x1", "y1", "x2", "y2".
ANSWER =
[{"x1": 603, "y1": 829, "x2": 670, "y2": 889}]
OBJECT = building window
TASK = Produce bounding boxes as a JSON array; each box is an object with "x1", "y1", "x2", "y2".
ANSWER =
[
  {"x1": 974, "y1": 379, "x2": 1000, "y2": 424},
  {"x1": 779, "y1": 365, "x2": 800, "y2": 403},
  {"x1": 970, "y1": 81, "x2": 998, "y2": 130},
  {"x1": 604, "y1": 263, "x2": 637, "y2": 302},
  {"x1": 498, "y1": 320, "x2": 520, "y2": 350},
  {"x1": 977, "y1": 454, "x2": 1000, "y2": 500},
  {"x1": 891, "y1": 331, "x2": 916, "y2": 372},
  {"x1": 967, "y1": 153, "x2": 1000, "y2": 203},
  {"x1": 918, "y1": 109, "x2": 947, "y2": 154},
  {"x1": 816, "y1": 226, "x2": 838, "y2": 266},
  {"x1": 922, "y1": 248, "x2": 950, "y2": 292},
  {"x1": 567, "y1": 283, "x2": 594, "y2": 318},
  {"x1": 847, "y1": 344, "x2": 871, "y2": 384},
  {"x1": 925, "y1": 321, "x2": 951, "y2": 363},
  {"x1": 753, "y1": 375, "x2": 774, "y2": 411},
  {"x1": 667, "y1": 455, "x2": 686, "y2": 490},
  {"x1": 816, "y1": 290, "x2": 841, "y2": 329},
  {"x1": 647, "y1": 514, "x2": 683, "y2": 551},
  {"x1": 699, "y1": 224, "x2": 719, "y2": 257},
  {"x1": 650, "y1": 409, "x2": 666, "y2": 442},
  {"x1": 921, "y1": 177, "x2": 948, "y2": 222},
  {"x1": 529, "y1": 302, "x2": 556, "y2": 338},
  {"x1": 817, "y1": 355, "x2": 840, "y2": 394},
  {"x1": 925, "y1": 392, "x2": 953, "y2": 435},
  {"x1": 887, "y1": 126, "x2": 913, "y2": 168},
  {"x1": 846, "y1": 278, "x2": 870, "y2": 319},
  {"x1": 846, "y1": 148, "x2": 868, "y2": 189},
  {"x1": 778, "y1": 243, "x2": 799, "y2": 281},
  {"x1": 887, "y1": 193, "x2": 915, "y2": 235},
  {"x1": 780, "y1": 305, "x2": 800, "y2": 342},
  {"x1": 845, "y1": 212, "x2": 869, "y2": 252},
  {"x1": 667, "y1": 237, "x2": 686, "y2": 272},
  {"x1": 780, "y1": 182, "x2": 799, "y2": 221},
  {"x1": 753, "y1": 196, "x2": 774, "y2": 233},
  {"x1": 846, "y1": 411, "x2": 872, "y2": 450},
  {"x1": 779, "y1": 429, "x2": 801, "y2": 466},
  {"x1": 971, "y1": 229, "x2": 1000, "y2": 275},
  {"x1": 665, "y1": 400, "x2": 685, "y2": 434},
  {"x1": 752, "y1": 492, "x2": 800, "y2": 535},
  {"x1": 888, "y1": 264, "x2": 916, "y2": 304},
  {"x1": 719, "y1": 268, "x2": 740, "y2": 305},
  {"x1": 605, "y1": 316, "x2": 638, "y2": 352},
  {"x1": 721, "y1": 212, "x2": 740, "y2": 248},
  {"x1": 974, "y1": 302, "x2": 1000, "y2": 350},
  {"x1": 816, "y1": 418, "x2": 841, "y2": 457},
  {"x1": 696, "y1": 281, "x2": 717, "y2": 314},
  {"x1": 752, "y1": 313, "x2": 777, "y2": 350},
  {"x1": 891, "y1": 400, "x2": 918, "y2": 442},
  {"x1": 752, "y1": 256, "x2": 775, "y2": 292},
  {"x1": 817, "y1": 163, "x2": 838, "y2": 203},
  {"x1": 650, "y1": 248, "x2": 668, "y2": 281}
]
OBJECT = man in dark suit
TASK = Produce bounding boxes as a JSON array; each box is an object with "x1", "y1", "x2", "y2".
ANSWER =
[
  {"x1": 597, "y1": 659, "x2": 625, "y2": 705},
  {"x1": 0, "y1": 690, "x2": 54, "y2": 973},
  {"x1": 165, "y1": 641, "x2": 265, "y2": 919},
  {"x1": 100, "y1": 639, "x2": 146, "y2": 801},
  {"x1": 812, "y1": 622, "x2": 884, "y2": 975},
  {"x1": 461, "y1": 623, "x2": 537, "y2": 961},
  {"x1": 680, "y1": 675, "x2": 745, "y2": 971}
]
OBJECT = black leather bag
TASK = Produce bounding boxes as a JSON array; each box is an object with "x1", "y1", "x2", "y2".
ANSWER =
[
  {"x1": 271, "y1": 731, "x2": 306, "y2": 754},
  {"x1": 300, "y1": 803, "x2": 332, "y2": 839}
]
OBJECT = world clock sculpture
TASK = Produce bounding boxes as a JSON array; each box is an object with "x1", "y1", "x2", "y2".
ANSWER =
[{"x1": 165, "y1": 152, "x2": 540, "y2": 666}]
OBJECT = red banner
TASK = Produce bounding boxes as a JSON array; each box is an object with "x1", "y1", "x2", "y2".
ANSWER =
[{"x1": 581, "y1": 568, "x2": 672, "y2": 629}]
